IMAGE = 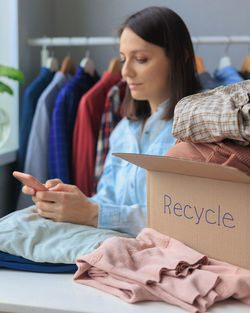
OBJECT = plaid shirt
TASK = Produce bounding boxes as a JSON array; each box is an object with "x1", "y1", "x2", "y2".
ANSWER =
[
  {"x1": 172, "y1": 80, "x2": 250, "y2": 145},
  {"x1": 94, "y1": 79, "x2": 126, "y2": 189},
  {"x1": 72, "y1": 71, "x2": 122, "y2": 196}
]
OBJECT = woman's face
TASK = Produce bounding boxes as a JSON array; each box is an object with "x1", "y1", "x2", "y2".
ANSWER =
[{"x1": 120, "y1": 27, "x2": 170, "y2": 112}]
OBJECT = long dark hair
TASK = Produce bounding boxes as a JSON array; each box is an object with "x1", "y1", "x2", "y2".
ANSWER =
[{"x1": 118, "y1": 6, "x2": 201, "y2": 121}]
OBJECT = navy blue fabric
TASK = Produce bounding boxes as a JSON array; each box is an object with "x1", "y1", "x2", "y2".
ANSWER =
[
  {"x1": 0, "y1": 251, "x2": 77, "y2": 273},
  {"x1": 18, "y1": 67, "x2": 54, "y2": 172},
  {"x1": 48, "y1": 67, "x2": 99, "y2": 183},
  {"x1": 199, "y1": 72, "x2": 217, "y2": 90}
]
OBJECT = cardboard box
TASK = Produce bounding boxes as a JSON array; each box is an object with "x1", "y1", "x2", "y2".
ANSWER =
[{"x1": 114, "y1": 153, "x2": 250, "y2": 269}]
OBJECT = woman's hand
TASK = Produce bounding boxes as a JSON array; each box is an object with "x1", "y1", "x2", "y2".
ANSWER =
[
  {"x1": 22, "y1": 178, "x2": 62, "y2": 197},
  {"x1": 22, "y1": 179, "x2": 98, "y2": 227}
]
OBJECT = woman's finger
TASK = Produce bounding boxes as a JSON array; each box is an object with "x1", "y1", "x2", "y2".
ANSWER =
[
  {"x1": 49, "y1": 183, "x2": 78, "y2": 192},
  {"x1": 37, "y1": 206, "x2": 57, "y2": 221},
  {"x1": 22, "y1": 185, "x2": 35, "y2": 195},
  {"x1": 36, "y1": 200, "x2": 56, "y2": 213},
  {"x1": 35, "y1": 189, "x2": 68, "y2": 203},
  {"x1": 45, "y1": 178, "x2": 63, "y2": 189},
  {"x1": 32, "y1": 195, "x2": 38, "y2": 203},
  {"x1": 36, "y1": 201, "x2": 65, "y2": 222}
]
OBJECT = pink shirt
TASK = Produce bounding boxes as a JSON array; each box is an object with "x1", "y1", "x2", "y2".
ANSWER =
[{"x1": 74, "y1": 228, "x2": 250, "y2": 313}]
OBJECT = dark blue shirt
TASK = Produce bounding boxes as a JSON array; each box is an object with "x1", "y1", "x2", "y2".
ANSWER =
[
  {"x1": 199, "y1": 71, "x2": 217, "y2": 90},
  {"x1": 18, "y1": 67, "x2": 54, "y2": 172},
  {"x1": 48, "y1": 66, "x2": 99, "y2": 183}
]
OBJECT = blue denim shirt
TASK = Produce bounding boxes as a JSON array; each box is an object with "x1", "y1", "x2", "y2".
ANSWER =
[
  {"x1": 214, "y1": 65, "x2": 243, "y2": 86},
  {"x1": 90, "y1": 100, "x2": 176, "y2": 237}
]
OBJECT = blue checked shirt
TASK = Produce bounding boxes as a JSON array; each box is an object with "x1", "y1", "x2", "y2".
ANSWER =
[
  {"x1": 90, "y1": 100, "x2": 176, "y2": 237},
  {"x1": 49, "y1": 67, "x2": 99, "y2": 183}
]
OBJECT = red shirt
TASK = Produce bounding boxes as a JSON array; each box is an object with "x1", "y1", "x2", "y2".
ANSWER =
[{"x1": 72, "y1": 71, "x2": 122, "y2": 196}]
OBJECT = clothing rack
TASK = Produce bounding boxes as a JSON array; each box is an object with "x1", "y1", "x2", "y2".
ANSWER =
[{"x1": 28, "y1": 36, "x2": 250, "y2": 47}]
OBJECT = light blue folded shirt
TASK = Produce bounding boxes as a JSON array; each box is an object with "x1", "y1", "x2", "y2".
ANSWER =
[
  {"x1": 90, "y1": 100, "x2": 176, "y2": 237},
  {"x1": 0, "y1": 206, "x2": 130, "y2": 264}
]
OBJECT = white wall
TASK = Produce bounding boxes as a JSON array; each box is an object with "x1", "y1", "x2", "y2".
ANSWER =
[
  {"x1": 0, "y1": 0, "x2": 54, "y2": 215},
  {"x1": 0, "y1": 0, "x2": 19, "y2": 216},
  {"x1": 51, "y1": 0, "x2": 250, "y2": 75},
  {"x1": 18, "y1": 0, "x2": 250, "y2": 87},
  {"x1": 18, "y1": 0, "x2": 55, "y2": 91},
  {"x1": 0, "y1": 0, "x2": 19, "y2": 157}
]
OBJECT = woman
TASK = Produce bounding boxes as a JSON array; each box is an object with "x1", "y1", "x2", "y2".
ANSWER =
[{"x1": 22, "y1": 6, "x2": 201, "y2": 237}]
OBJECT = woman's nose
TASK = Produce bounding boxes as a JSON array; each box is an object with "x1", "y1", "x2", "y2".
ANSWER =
[{"x1": 121, "y1": 60, "x2": 135, "y2": 79}]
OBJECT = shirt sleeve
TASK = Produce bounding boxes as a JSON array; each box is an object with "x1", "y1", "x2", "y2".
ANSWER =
[
  {"x1": 89, "y1": 151, "x2": 146, "y2": 237},
  {"x1": 88, "y1": 122, "x2": 147, "y2": 237},
  {"x1": 97, "y1": 202, "x2": 146, "y2": 237}
]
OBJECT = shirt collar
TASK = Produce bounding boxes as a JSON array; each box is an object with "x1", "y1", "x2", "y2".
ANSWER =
[{"x1": 151, "y1": 99, "x2": 169, "y2": 117}]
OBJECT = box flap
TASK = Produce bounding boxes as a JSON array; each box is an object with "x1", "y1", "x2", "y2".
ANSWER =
[{"x1": 113, "y1": 153, "x2": 250, "y2": 184}]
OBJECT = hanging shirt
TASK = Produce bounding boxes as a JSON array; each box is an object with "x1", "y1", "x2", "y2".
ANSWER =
[
  {"x1": 94, "y1": 79, "x2": 126, "y2": 189},
  {"x1": 89, "y1": 100, "x2": 176, "y2": 237},
  {"x1": 16, "y1": 72, "x2": 69, "y2": 210},
  {"x1": 241, "y1": 71, "x2": 250, "y2": 80},
  {"x1": 72, "y1": 71, "x2": 122, "y2": 196},
  {"x1": 49, "y1": 66, "x2": 99, "y2": 184},
  {"x1": 18, "y1": 67, "x2": 54, "y2": 172},
  {"x1": 213, "y1": 65, "x2": 244, "y2": 86},
  {"x1": 198, "y1": 71, "x2": 217, "y2": 90}
]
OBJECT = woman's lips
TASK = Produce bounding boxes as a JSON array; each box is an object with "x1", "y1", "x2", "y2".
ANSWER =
[{"x1": 128, "y1": 83, "x2": 142, "y2": 89}]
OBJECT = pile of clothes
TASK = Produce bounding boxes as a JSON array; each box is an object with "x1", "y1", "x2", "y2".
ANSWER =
[{"x1": 167, "y1": 79, "x2": 250, "y2": 173}]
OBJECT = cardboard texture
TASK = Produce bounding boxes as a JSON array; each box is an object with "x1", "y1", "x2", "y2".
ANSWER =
[{"x1": 114, "y1": 153, "x2": 250, "y2": 269}]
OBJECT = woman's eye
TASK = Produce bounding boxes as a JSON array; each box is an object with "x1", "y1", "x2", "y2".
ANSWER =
[
  {"x1": 136, "y1": 58, "x2": 147, "y2": 64},
  {"x1": 120, "y1": 59, "x2": 125, "y2": 65}
]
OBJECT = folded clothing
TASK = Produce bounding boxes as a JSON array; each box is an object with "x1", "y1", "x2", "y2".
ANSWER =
[
  {"x1": 0, "y1": 251, "x2": 77, "y2": 273},
  {"x1": 0, "y1": 206, "x2": 130, "y2": 264},
  {"x1": 74, "y1": 228, "x2": 250, "y2": 313},
  {"x1": 166, "y1": 140, "x2": 250, "y2": 175},
  {"x1": 172, "y1": 80, "x2": 250, "y2": 145}
]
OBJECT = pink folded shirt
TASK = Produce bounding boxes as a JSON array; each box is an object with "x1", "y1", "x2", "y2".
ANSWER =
[
  {"x1": 73, "y1": 228, "x2": 250, "y2": 313},
  {"x1": 166, "y1": 140, "x2": 250, "y2": 175}
]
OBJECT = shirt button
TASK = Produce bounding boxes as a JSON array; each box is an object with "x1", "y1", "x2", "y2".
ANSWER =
[
  {"x1": 117, "y1": 159, "x2": 121, "y2": 163},
  {"x1": 145, "y1": 131, "x2": 149, "y2": 135},
  {"x1": 130, "y1": 183, "x2": 134, "y2": 189}
]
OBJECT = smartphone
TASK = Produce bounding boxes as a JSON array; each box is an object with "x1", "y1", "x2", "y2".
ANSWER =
[{"x1": 12, "y1": 171, "x2": 48, "y2": 191}]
